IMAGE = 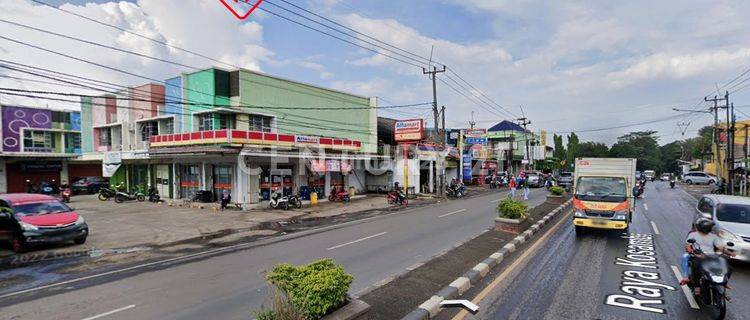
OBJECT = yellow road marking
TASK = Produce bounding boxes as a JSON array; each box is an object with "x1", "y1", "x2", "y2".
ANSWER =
[{"x1": 451, "y1": 210, "x2": 571, "y2": 320}]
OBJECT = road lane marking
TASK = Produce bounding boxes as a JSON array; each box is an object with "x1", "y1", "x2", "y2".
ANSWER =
[
  {"x1": 451, "y1": 210, "x2": 571, "y2": 320},
  {"x1": 439, "y1": 209, "x2": 468, "y2": 218},
  {"x1": 650, "y1": 221, "x2": 660, "y2": 235},
  {"x1": 644, "y1": 203, "x2": 649, "y2": 211},
  {"x1": 326, "y1": 232, "x2": 387, "y2": 250},
  {"x1": 491, "y1": 198, "x2": 503, "y2": 203},
  {"x1": 670, "y1": 265, "x2": 700, "y2": 309},
  {"x1": 81, "y1": 305, "x2": 136, "y2": 320}
]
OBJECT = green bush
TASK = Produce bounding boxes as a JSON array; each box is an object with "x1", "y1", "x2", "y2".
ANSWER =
[
  {"x1": 266, "y1": 259, "x2": 353, "y2": 319},
  {"x1": 497, "y1": 198, "x2": 528, "y2": 220},
  {"x1": 254, "y1": 310, "x2": 278, "y2": 320},
  {"x1": 548, "y1": 186, "x2": 565, "y2": 196}
]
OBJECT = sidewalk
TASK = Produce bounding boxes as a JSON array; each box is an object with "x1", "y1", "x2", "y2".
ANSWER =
[{"x1": 0, "y1": 193, "x2": 402, "y2": 259}]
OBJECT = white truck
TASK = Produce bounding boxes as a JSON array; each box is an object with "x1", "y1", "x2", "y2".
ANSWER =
[{"x1": 572, "y1": 158, "x2": 637, "y2": 235}]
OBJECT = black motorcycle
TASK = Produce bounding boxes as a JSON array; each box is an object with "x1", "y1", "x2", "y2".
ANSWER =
[
  {"x1": 98, "y1": 187, "x2": 117, "y2": 201},
  {"x1": 114, "y1": 188, "x2": 146, "y2": 203},
  {"x1": 147, "y1": 186, "x2": 161, "y2": 203},
  {"x1": 446, "y1": 184, "x2": 466, "y2": 198},
  {"x1": 288, "y1": 194, "x2": 303, "y2": 209},
  {"x1": 687, "y1": 239, "x2": 734, "y2": 320},
  {"x1": 670, "y1": 180, "x2": 676, "y2": 189}
]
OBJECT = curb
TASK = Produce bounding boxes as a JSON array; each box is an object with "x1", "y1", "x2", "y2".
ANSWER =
[{"x1": 399, "y1": 198, "x2": 573, "y2": 320}]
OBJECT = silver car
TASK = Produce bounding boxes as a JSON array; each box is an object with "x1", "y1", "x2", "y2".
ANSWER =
[
  {"x1": 696, "y1": 195, "x2": 750, "y2": 261},
  {"x1": 682, "y1": 171, "x2": 718, "y2": 185}
]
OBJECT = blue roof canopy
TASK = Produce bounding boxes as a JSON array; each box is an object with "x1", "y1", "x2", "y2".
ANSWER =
[{"x1": 488, "y1": 120, "x2": 526, "y2": 132}]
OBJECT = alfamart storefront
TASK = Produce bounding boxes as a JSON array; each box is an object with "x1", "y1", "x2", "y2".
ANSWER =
[{"x1": 148, "y1": 129, "x2": 369, "y2": 209}]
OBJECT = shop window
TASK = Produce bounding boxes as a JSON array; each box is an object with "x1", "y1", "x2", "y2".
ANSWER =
[
  {"x1": 23, "y1": 130, "x2": 55, "y2": 153},
  {"x1": 180, "y1": 165, "x2": 201, "y2": 199},
  {"x1": 213, "y1": 165, "x2": 233, "y2": 201}
]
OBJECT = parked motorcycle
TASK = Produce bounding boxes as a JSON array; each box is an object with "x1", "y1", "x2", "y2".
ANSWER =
[
  {"x1": 686, "y1": 239, "x2": 734, "y2": 319},
  {"x1": 114, "y1": 188, "x2": 145, "y2": 203},
  {"x1": 147, "y1": 186, "x2": 160, "y2": 203},
  {"x1": 387, "y1": 190, "x2": 407, "y2": 206},
  {"x1": 269, "y1": 191, "x2": 290, "y2": 210},
  {"x1": 288, "y1": 194, "x2": 303, "y2": 209},
  {"x1": 60, "y1": 185, "x2": 72, "y2": 203},
  {"x1": 98, "y1": 187, "x2": 117, "y2": 201},
  {"x1": 40, "y1": 180, "x2": 57, "y2": 195},
  {"x1": 328, "y1": 188, "x2": 351, "y2": 202}
]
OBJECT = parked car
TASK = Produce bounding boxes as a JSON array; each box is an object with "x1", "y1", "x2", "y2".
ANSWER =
[
  {"x1": 695, "y1": 194, "x2": 750, "y2": 262},
  {"x1": 71, "y1": 176, "x2": 110, "y2": 194},
  {"x1": 526, "y1": 171, "x2": 544, "y2": 188},
  {"x1": 0, "y1": 193, "x2": 88, "y2": 253},
  {"x1": 682, "y1": 171, "x2": 718, "y2": 185},
  {"x1": 557, "y1": 172, "x2": 574, "y2": 190}
]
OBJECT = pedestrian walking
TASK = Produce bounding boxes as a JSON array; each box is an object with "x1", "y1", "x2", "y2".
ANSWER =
[
  {"x1": 220, "y1": 189, "x2": 231, "y2": 211},
  {"x1": 521, "y1": 175, "x2": 530, "y2": 200},
  {"x1": 508, "y1": 176, "x2": 517, "y2": 198}
]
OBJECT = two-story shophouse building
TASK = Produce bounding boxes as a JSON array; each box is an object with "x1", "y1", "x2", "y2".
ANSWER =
[
  {"x1": 81, "y1": 67, "x2": 378, "y2": 208},
  {"x1": 0, "y1": 105, "x2": 87, "y2": 193}
]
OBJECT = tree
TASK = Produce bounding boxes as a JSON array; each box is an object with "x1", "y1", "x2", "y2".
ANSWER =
[
  {"x1": 565, "y1": 132, "x2": 579, "y2": 171},
  {"x1": 658, "y1": 141, "x2": 682, "y2": 174},
  {"x1": 577, "y1": 141, "x2": 610, "y2": 158},
  {"x1": 553, "y1": 134, "x2": 566, "y2": 161},
  {"x1": 609, "y1": 131, "x2": 661, "y2": 171}
]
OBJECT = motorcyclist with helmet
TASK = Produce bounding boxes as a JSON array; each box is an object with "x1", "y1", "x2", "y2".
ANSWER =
[{"x1": 680, "y1": 218, "x2": 733, "y2": 293}]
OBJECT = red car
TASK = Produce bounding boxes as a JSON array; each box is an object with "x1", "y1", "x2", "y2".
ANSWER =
[{"x1": 0, "y1": 193, "x2": 89, "y2": 253}]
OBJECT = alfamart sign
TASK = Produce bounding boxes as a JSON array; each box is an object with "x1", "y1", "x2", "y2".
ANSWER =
[{"x1": 395, "y1": 119, "x2": 424, "y2": 142}]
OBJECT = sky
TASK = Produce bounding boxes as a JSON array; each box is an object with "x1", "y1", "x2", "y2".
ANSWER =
[{"x1": 1, "y1": 0, "x2": 750, "y2": 145}]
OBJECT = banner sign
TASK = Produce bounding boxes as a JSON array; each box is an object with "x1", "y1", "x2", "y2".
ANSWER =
[
  {"x1": 465, "y1": 129, "x2": 486, "y2": 138},
  {"x1": 296, "y1": 135, "x2": 320, "y2": 144},
  {"x1": 310, "y1": 160, "x2": 327, "y2": 172},
  {"x1": 19, "y1": 161, "x2": 62, "y2": 173},
  {"x1": 102, "y1": 152, "x2": 122, "y2": 177},
  {"x1": 395, "y1": 119, "x2": 424, "y2": 142}
]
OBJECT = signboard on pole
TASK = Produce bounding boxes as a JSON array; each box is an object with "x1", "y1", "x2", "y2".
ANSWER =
[
  {"x1": 103, "y1": 152, "x2": 122, "y2": 177},
  {"x1": 465, "y1": 129, "x2": 486, "y2": 138},
  {"x1": 394, "y1": 119, "x2": 424, "y2": 142},
  {"x1": 466, "y1": 137, "x2": 487, "y2": 145}
]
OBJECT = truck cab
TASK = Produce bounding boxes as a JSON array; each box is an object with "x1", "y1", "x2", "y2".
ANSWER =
[{"x1": 572, "y1": 158, "x2": 637, "y2": 235}]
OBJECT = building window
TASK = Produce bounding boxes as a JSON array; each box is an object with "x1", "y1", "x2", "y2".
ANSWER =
[
  {"x1": 51, "y1": 111, "x2": 70, "y2": 124},
  {"x1": 162, "y1": 119, "x2": 174, "y2": 135},
  {"x1": 217, "y1": 113, "x2": 235, "y2": 130},
  {"x1": 140, "y1": 121, "x2": 159, "y2": 142},
  {"x1": 65, "y1": 133, "x2": 81, "y2": 152},
  {"x1": 23, "y1": 130, "x2": 55, "y2": 152},
  {"x1": 250, "y1": 114, "x2": 273, "y2": 132},
  {"x1": 99, "y1": 128, "x2": 112, "y2": 147},
  {"x1": 198, "y1": 114, "x2": 213, "y2": 131}
]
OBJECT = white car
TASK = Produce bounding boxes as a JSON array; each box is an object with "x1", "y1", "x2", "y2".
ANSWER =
[
  {"x1": 682, "y1": 171, "x2": 718, "y2": 185},
  {"x1": 696, "y1": 195, "x2": 750, "y2": 262},
  {"x1": 660, "y1": 173, "x2": 672, "y2": 181}
]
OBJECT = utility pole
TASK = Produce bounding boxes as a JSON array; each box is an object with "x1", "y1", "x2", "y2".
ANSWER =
[
  {"x1": 517, "y1": 117, "x2": 531, "y2": 170},
  {"x1": 705, "y1": 95, "x2": 728, "y2": 188},
  {"x1": 423, "y1": 65, "x2": 446, "y2": 197}
]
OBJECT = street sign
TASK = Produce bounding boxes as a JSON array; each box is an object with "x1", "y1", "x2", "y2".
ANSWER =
[
  {"x1": 466, "y1": 137, "x2": 487, "y2": 145},
  {"x1": 465, "y1": 129, "x2": 486, "y2": 137}
]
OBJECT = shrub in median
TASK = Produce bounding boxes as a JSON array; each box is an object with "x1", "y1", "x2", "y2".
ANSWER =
[
  {"x1": 548, "y1": 186, "x2": 565, "y2": 196},
  {"x1": 265, "y1": 258, "x2": 354, "y2": 319},
  {"x1": 497, "y1": 198, "x2": 528, "y2": 220}
]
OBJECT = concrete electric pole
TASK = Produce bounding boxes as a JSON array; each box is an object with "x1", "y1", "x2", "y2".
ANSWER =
[{"x1": 423, "y1": 65, "x2": 446, "y2": 197}]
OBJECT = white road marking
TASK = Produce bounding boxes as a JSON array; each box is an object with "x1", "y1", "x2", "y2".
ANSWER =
[
  {"x1": 491, "y1": 198, "x2": 503, "y2": 203},
  {"x1": 81, "y1": 305, "x2": 136, "y2": 320},
  {"x1": 644, "y1": 203, "x2": 649, "y2": 211},
  {"x1": 670, "y1": 265, "x2": 700, "y2": 309},
  {"x1": 650, "y1": 221, "x2": 660, "y2": 235},
  {"x1": 439, "y1": 209, "x2": 468, "y2": 218},
  {"x1": 327, "y1": 232, "x2": 387, "y2": 250}
]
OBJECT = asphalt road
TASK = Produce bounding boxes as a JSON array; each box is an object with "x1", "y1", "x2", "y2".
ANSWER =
[
  {"x1": 461, "y1": 182, "x2": 750, "y2": 320},
  {"x1": 0, "y1": 188, "x2": 547, "y2": 320}
]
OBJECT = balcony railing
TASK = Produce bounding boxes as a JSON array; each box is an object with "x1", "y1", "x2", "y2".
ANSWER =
[{"x1": 149, "y1": 129, "x2": 362, "y2": 151}]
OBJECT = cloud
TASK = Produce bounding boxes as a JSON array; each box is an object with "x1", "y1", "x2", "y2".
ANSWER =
[{"x1": 0, "y1": 0, "x2": 271, "y2": 107}]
